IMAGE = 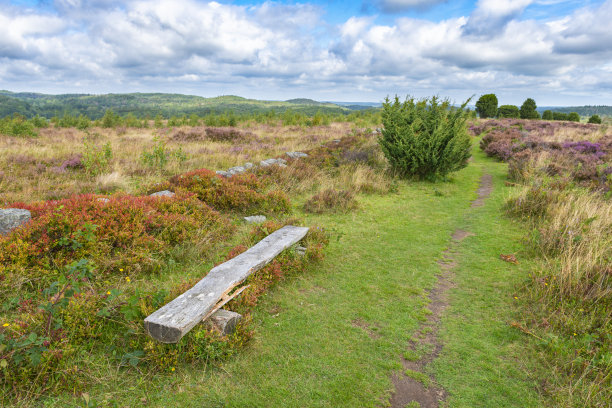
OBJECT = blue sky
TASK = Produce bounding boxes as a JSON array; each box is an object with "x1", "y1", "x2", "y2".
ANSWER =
[{"x1": 1, "y1": 0, "x2": 611, "y2": 105}]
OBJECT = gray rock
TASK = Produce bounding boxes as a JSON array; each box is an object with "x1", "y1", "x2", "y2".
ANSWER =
[
  {"x1": 149, "y1": 190, "x2": 175, "y2": 198},
  {"x1": 285, "y1": 151, "x2": 308, "y2": 159},
  {"x1": 244, "y1": 215, "x2": 267, "y2": 224},
  {"x1": 0, "y1": 209, "x2": 31, "y2": 236},
  {"x1": 204, "y1": 309, "x2": 242, "y2": 336},
  {"x1": 215, "y1": 170, "x2": 231, "y2": 177},
  {"x1": 295, "y1": 245, "x2": 307, "y2": 256},
  {"x1": 244, "y1": 162, "x2": 254, "y2": 169},
  {"x1": 228, "y1": 166, "x2": 246, "y2": 175},
  {"x1": 97, "y1": 198, "x2": 110, "y2": 203},
  {"x1": 260, "y1": 158, "x2": 287, "y2": 167}
]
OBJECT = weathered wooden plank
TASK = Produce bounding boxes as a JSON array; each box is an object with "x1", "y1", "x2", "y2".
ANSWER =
[
  {"x1": 144, "y1": 225, "x2": 309, "y2": 343},
  {"x1": 204, "y1": 309, "x2": 243, "y2": 336}
]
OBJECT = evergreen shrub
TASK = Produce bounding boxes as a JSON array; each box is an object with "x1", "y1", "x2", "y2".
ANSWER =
[{"x1": 378, "y1": 96, "x2": 472, "y2": 179}]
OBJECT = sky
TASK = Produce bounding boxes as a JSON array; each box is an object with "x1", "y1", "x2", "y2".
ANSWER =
[{"x1": 1, "y1": 0, "x2": 611, "y2": 105}]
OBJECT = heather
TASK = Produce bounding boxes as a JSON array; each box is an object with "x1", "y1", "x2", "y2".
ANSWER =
[{"x1": 475, "y1": 119, "x2": 611, "y2": 192}]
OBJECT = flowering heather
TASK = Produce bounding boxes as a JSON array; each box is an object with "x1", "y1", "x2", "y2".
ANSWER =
[{"x1": 476, "y1": 119, "x2": 611, "y2": 191}]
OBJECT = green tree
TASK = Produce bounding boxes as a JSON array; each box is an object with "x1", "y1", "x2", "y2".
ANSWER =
[
  {"x1": 567, "y1": 112, "x2": 580, "y2": 122},
  {"x1": 588, "y1": 114, "x2": 602, "y2": 124},
  {"x1": 553, "y1": 112, "x2": 569, "y2": 121},
  {"x1": 542, "y1": 110, "x2": 553, "y2": 120},
  {"x1": 475, "y1": 94, "x2": 498, "y2": 118},
  {"x1": 497, "y1": 105, "x2": 520, "y2": 118},
  {"x1": 378, "y1": 96, "x2": 472, "y2": 180},
  {"x1": 101, "y1": 109, "x2": 121, "y2": 128},
  {"x1": 520, "y1": 98, "x2": 540, "y2": 119}
]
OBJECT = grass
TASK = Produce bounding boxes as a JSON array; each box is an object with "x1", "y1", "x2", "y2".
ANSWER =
[
  {"x1": 404, "y1": 369, "x2": 431, "y2": 388},
  {"x1": 432, "y1": 147, "x2": 543, "y2": 407},
  {"x1": 37, "y1": 140, "x2": 545, "y2": 407},
  {"x1": 4, "y1": 118, "x2": 605, "y2": 407},
  {"x1": 0, "y1": 122, "x2": 357, "y2": 204}
]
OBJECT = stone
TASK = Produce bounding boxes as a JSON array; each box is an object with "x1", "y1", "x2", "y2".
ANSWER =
[
  {"x1": 216, "y1": 170, "x2": 231, "y2": 177},
  {"x1": 144, "y1": 225, "x2": 309, "y2": 343},
  {"x1": 243, "y1": 215, "x2": 267, "y2": 224},
  {"x1": 97, "y1": 198, "x2": 110, "y2": 203},
  {"x1": 0, "y1": 209, "x2": 31, "y2": 236},
  {"x1": 260, "y1": 158, "x2": 287, "y2": 167},
  {"x1": 285, "y1": 151, "x2": 308, "y2": 159},
  {"x1": 228, "y1": 166, "x2": 246, "y2": 175},
  {"x1": 204, "y1": 309, "x2": 242, "y2": 336},
  {"x1": 295, "y1": 245, "x2": 307, "y2": 256},
  {"x1": 244, "y1": 162, "x2": 254, "y2": 169},
  {"x1": 149, "y1": 190, "x2": 175, "y2": 198}
]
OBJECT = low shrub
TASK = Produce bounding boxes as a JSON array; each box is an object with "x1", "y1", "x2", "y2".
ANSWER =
[
  {"x1": 0, "y1": 216, "x2": 328, "y2": 402},
  {"x1": 82, "y1": 138, "x2": 112, "y2": 176},
  {"x1": 160, "y1": 168, "x2": 291, "y2": 214},
  {"x1": 304, "y1": 189, "x2": 357, "y2": 214},
  {"x1": 205, "y1": 127, "x2": 254, "y2": 143},
  {"x1": 0, "y1": 193, "x2": 233, "y2": 291},
  {"x1": 0, "y1": 115, "x2": 37, "y2": 137}
]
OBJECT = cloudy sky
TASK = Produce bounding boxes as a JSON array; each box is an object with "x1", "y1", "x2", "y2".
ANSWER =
[{"x1": 1, "y1": 0, "x2": 611, "y2": 105}]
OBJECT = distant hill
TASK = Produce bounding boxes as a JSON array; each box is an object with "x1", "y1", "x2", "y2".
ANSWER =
[
  {"x1": 0, "y1": 91, "x2": 355, "y2": 119},
  {"x1": 538, "y1": 105, "x2": 612, "y2": 117},
  {"x1": 285, "y1": 98, "x2": 324, "y2": 105}
]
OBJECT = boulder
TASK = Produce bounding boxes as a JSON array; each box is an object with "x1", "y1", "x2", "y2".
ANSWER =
[
  {"x1": 228, "y1": 166, "x2": 246, "y2": 175},
  {"x1": 260, "y1": 158, "x2": 287, "y2": 167},
  {"x1": 216, "y1": 170, "x2": 231, "y2": 177},
  {"x1": 244, "y1": 215, "x2": 267, "y2": 224},
  {"x1": 149, "y1": 190, "x2": 175, "y2": 198},
  {"x1": 285, "y1": 151, "x2": 308, "y2": 159},
  {"x1": 0, "y1": 209, "x2": 31, "y2": 236}
]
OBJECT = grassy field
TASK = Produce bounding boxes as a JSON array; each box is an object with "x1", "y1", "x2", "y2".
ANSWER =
[
  {"x1": 1, "y1": 118, "x2": 609, "y2": 407},
  {"x1": 37, "y1": 141, "x2": 542, "y2": 407}
]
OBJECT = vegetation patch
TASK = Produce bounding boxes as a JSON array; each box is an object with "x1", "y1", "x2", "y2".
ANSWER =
[
  {"x1": 378, "y1": 96, "x2": 471, "y2": 180},
  {"x1": 474, "y1": 120, "x2": 612, "y2": 407},
  {"x1": 154, "y1": 168, "x2": 291, "y2": 215},
  {"x1": 303, "y1": 189, "x2": 358, "y2": 214}
]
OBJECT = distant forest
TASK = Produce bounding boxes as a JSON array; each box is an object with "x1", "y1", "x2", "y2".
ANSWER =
[
  {"x1": 0, "y1": 91, "x2": 372, "y2": 119},
  {"x1": 538, "y1": 105, "x2": 612, "y2": 117}
]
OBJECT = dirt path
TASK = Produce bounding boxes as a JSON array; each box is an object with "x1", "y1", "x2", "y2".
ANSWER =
[{"x1": 389, "y1": 173, "x2": 493, "y2": 408}]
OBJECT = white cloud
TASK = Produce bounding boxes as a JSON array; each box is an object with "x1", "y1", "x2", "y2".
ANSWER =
[
  {"x1": 0, "y1": 0, "x2": 611, "y2": 104},
  {"x1": 463, "y1": 0, "x2": 534, "y2": 35}
]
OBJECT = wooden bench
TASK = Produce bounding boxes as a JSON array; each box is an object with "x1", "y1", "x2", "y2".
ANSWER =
[{"x1": 144, "y1": 225, "x2": 309, "y2": 343}]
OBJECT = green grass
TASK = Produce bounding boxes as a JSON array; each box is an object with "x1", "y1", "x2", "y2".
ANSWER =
[
  {"x1": 431, "y1": 147, "x2": 543, "y2": 407},
  {"x1": 404, "y1": 369, "x2": 431, "y2": 388},
  {"x1": 43, "y1": 146, "x2": 544, "y2": 407}
]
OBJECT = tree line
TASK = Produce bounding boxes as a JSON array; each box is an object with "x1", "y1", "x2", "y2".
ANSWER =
[{"x1": 475, "y1": 94, "x2": 602, "y2": 124}]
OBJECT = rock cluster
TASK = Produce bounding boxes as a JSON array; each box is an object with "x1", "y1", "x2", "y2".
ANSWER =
[{"x1": 215, "y1": 152, "x2": 307, "y2": 177}]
